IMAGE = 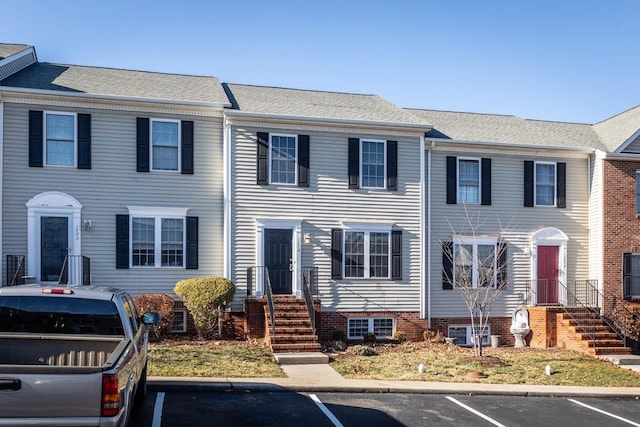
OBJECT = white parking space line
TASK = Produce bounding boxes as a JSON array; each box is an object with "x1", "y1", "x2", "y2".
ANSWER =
[
  {"x1": 445, "y1": 396, "x2": 508, "y2": 427},
  {"x1": 568, "y1": 398, "x2": 640, "y2": 427},
  {"x1": 308, "y1": 394, "x2": 345, "y2": 427},
  {"x1": 152, "y1": 392, "x2": 165, "y2": 427}
]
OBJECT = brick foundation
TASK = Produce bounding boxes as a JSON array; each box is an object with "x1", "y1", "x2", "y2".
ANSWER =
[
  {"x1": 527, "y1": 306, "x2": 562, "y2": 348},
  {"x1": 429, "y1": 316, "x2": 514, "y2": 346},
  {"x1": 319, "y1": 311, "x2": 427, "y2": 342}
]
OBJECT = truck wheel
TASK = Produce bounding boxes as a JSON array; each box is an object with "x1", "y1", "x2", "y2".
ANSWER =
[{"x1": 135, "y1": 363, "x2": 148, "y2": 403}]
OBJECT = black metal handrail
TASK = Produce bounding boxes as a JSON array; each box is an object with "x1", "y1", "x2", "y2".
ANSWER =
[
  {"x1": 6, "y1": 255, "x2": 26, "y2": 287},
  {"x1": 584, "y1": 280, "x2": 634, "y2": 347},
  {"x1": 557, "y1": 280, "x2": 598, "y2": 348},
  {"x1": 246, "y1": 266, "x2": 276, "y2": 335},
  {"x1": 263, "y1": 267, "x2": 276, "y2": 336},
  {"x1": 302, "y1": 266, "x2": 318, "y2": 334},
  {"x1": 58, "y1": 255, "x2": 91, "y2": 286}
]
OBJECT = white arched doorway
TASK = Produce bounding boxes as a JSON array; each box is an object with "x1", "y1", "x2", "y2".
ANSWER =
[
  {"x1": 26, "y1": 192, "x2": 82, "y2": 283},
  {"x1": 530, "y1": 227, "x2": 568, "y2": 305}
]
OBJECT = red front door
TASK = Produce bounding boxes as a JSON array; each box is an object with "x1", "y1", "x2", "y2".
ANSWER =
[{"x1": 537, "y1": 245, "x2": 559, "y2": 304}]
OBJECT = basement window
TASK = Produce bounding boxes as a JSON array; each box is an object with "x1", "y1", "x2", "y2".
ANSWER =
[
  {"x1": 348, "y1": 317, "x2": 394, "y2": 339},
  {"x1": 447, "y1": 325, "x2": 490, "y2": 346},
  {"x1": 171, "y1": 310, "x2": 187, "y2": 333}
]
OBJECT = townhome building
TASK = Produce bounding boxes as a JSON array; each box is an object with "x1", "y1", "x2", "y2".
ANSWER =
[{"x1": 0, "y1": 44, "x2": 230, "y2": 332}]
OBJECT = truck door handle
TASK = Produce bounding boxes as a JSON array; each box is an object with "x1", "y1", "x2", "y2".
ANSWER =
[{"x1": 0, "y1": 378, "x2": 21, "y2": 391}]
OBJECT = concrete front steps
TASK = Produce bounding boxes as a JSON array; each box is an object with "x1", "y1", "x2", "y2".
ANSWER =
[
  {"x1": 266, "y1": 296, "x2": 321, "y2": 353},
  {"x1": 558, "y1": 311, "x2": 632, "y2": 356}
]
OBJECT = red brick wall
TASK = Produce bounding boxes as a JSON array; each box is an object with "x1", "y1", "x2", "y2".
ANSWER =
[
  {"x1": 602, "y1": 160, "x2": 640, "y2": 307},
  {"x1": 320, "y1": 311, "x2": 427, "y2": 342},
  {"x1": 528, "y1": 306, "x2": 562, "y2": 348}
]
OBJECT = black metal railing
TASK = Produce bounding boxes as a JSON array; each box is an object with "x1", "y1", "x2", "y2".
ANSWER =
[
  {"x1": 557, "y1": 280, "x2": 599, "y2": 348},
  {"x1": 246, "y1": 266, "x2": 276, "y2": 335},
  {"x1": 302, "y1": 266, "x2": 319, "y2": 334},
  {"x1": 585, "y1": 280, "x2": 634, "y2": 347},
  {"x1": 58, "y1": 255, "x2": 91, "y2": 286},
  {"x1": 6, "y1": 255, "x2": 26, "y2": 287},
  {"x1": 525, "y1": 279, "x2": 560, "y2": 305}
]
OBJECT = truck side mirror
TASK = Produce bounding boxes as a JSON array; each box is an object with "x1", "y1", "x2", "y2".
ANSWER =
[{"x1": 142, "y1": 312, "x2": 160, "y2": 325}]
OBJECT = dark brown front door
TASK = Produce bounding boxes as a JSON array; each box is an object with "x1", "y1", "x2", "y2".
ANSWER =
[
  {"x1": 537, "y1": 245, "x2": 558, "y2": 304},
  {"x1": 264, "y1": 229, "x2": 293, "y2": 295}
]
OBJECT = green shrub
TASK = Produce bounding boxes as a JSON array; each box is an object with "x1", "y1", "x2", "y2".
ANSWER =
[
  {"x1": 362, "y1": 332, "x2": 376, "y2": 344},
  {"x1": 174, "y1": 276, "x2": 235, "y2": 339},
  {"x1": 132, "y1": 294, "x2": 175, "y2": 340},
  {"x1": 346, "y1": 345, "x2": 377, "y2": 356}
]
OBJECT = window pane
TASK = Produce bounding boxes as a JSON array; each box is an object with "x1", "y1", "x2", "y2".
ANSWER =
[
  {"x1": 636, "y1": 172, "x2": 640, "y2": 215},
  {"x1": 161, "y1": 218, "x2": 184, "y2": 267},
  {"x1": 361, "y1": 141, "x2": 385, "y2": 188},
  {"x1": 448, "y1": 327, "x2": 468, "y2": 345},
  {"x1": 132, "y1": 218, "x2": 155, "y2": 266},
  {"x1": 46, "y1": 114, "x2": 75, "y2": 166},
  {"x1": 344, "y1": 231, "x2": 364, "y2": 278},
  {"x1": 152, "y1": 121, "x2": 179, "y2": 171},
  {"x1": 477, "y1": 244, "x2": 496, "y2": 287},
  {"x1": 348, "y1": 319, "x2": 369, "y2": 338},
  {"x1": 536, "y1": 164, "x2": 555, "y2": 206},
  {"x1": 373, "y1": 318, "x2": 393, "y2": 337},
  {"x1": 454, "y1": 244, "x2": 473, "y2": 287},
  {"x1": 458, "y1": 159, "x2": 479, "y2": 203},
  {"x1": 271, "y1": 135, "x2": 296, "y2": 184},
  {"x1": 369, "y1": 232, "x2": 389, "y2": 278}
]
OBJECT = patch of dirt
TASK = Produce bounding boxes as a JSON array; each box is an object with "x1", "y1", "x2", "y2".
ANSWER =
[{"x1": 461, "y1": 355, "x2": 508, "y2": 368}]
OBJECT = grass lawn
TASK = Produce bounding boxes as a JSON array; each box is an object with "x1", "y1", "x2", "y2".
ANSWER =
[
  {"x1": 147, "y1": 339, "x2": 639, "y2": 387},
  {"x1": 330, "y1": 341, "x2": 640, "y2": 387}
]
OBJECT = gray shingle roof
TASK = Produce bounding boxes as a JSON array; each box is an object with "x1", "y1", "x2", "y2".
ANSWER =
[
  {"x1": 407, "y1": 108, "x2": 606, "y2": 150},
  {"x1": 593, "y1": 106, "x2": 640, "y2": 152},
  {"x1": 224, "y1": 83, "x2": 424, "y2": 125},
  {"x1": 0, "y1": 62, "x2": 230, "y2": 105},
  {"x1": 0, "y1": 43, "x2": 31, "y2": 60}
]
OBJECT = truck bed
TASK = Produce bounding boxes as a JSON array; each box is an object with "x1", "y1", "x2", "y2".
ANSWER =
[{"x1": 0, "y1": 334, "x2": 126, "y2": 368}]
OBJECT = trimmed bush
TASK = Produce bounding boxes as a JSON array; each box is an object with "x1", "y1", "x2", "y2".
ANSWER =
[
  {"x1": 393, "y1": 330, "x2": 407, "y2": 343},
  {"x1": 174, "y1": 276, "x2": 235, "y2": 339},
  {"x1": 133, "y1": 294, "x2": 175, "y2": 340}
]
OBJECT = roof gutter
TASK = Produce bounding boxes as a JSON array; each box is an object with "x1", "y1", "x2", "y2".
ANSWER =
[
  {"x1": 0, "y1": 85, "x2": 231, "y2": 108},
  {"x1": 425, "y1": 137, "x2": 596, "y2": 154},
  {"x1": 600, "y1": 150, "x2": 640, "y2": 161},
  {"x1": 224, "y1": 110, "x2": 431, "y2": 133}
]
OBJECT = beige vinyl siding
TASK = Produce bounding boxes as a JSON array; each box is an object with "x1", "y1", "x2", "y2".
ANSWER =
[
  {"x1": 429, "y1": 148, "x2": 591, "y2": 318},
  {"x1": 231, "y1": 125, "x2": 422, "y2": 312},
  {"x1": 2, "y1": 102, "x2": 224, "y2": 294}
]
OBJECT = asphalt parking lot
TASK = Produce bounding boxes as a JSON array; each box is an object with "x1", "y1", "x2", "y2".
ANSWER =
[{"x1": 130, "y1": 391, "x2": 640, "y2": 427}]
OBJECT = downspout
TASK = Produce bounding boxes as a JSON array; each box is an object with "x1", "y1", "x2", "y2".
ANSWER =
[
  {"x1": 223, "y1": 115, "x2": 232, "y2": 280},
  {"x1": 419, "y1": 136, "x2": 425, "y2": 319},
  {"x1": 427, "y1": 139, "x2": 434, "y2": 329}
]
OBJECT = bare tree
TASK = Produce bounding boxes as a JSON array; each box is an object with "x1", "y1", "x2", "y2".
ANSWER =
[{"x1": 440, "y1": 209, "x2": 512, "y2": 357}]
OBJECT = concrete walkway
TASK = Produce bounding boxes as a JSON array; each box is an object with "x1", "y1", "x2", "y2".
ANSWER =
[{"x1": 149, "y1": 362, "x2": 640, "y2": 397}]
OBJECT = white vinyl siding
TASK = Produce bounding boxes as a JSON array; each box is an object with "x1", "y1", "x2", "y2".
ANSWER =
[
  {"x1": 2, "y1": 102, "x2": 224, "y2": 293},
  {"x1": 431, "y1": 149, "x2": 591, "y2": 318},
  {"x1": 230, "y1": 126, "x2": 422, "y2": 312}
]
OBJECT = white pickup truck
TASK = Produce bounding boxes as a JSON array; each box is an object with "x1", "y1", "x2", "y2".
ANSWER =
[{"x1": 0, "y1": 284, "x2": 158, "y2": 427}]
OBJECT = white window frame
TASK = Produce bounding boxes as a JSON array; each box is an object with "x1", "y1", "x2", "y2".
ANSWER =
[
  {"x1": 636, "y1": 171, "x2": 640, "y2": 216},
  {"x1": 44, "y1": 111, "x2": 77, "y2": 167},
  {"x1": 534, "y1": 161, "x2": 556, "y2": 207},
  {"x1": 360, "y1": 139, "x2": 386, "y2": 189},
  {"x1": 453, "y1": 236, "x2": 498, "y2": 288},
  {"x1": 150, "y1": 118, "x2": 181, "y2": 172},
  {"x1": 342, "y1": 222, "x2": 392, "y2": 279},
  {"x1": 171, "y1": 309, "x2": 187, "y2": 333},
  {"x1": 268, "y1": 133, "x2": 298, "y2": 185},
  {"x1": 457, "y1": 157, "x2": 481, "y2": 204},
  {"x1": 348, "y1": 317, "x2": 394, "y2": 339},
  {"x1": 448, "y1": 325, "x2": 491, "y2": 346},
  {"x1": 127, "y1": 206, "x2": 188, "y2": 268}
]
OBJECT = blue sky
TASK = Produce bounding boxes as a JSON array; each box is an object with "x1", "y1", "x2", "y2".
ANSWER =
[{"x1": 2, "y1": 0, "x2": 639, "y2": 124}]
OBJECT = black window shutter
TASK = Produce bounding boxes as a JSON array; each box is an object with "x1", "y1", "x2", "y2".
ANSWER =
[
  {"x1": 115, "y1": 214, "x2": 129, "y2": 269},
  {"x1": 181, "y1": 121, "x2": 194, "y2": 175},
  {"x1": 623, "y1": 253, "x2": 632, "y2": 300},
  {"x1": 331, "y1": 229, "x2": 343, "y2": 279},
  {"x1": 497, "y1": 242, "x2": 508, "y2": 289},
  {"x1": 387, "y1": 140, "x2": 398, "y2": 191},
  {"x1": 391, "y1": 230, "x2": 402, "y2": 279},
  {"x1": 77, "y1": 113, "x2": 91, "y2": 169},
  {"x1": 442, "y1": 241, "x2": 454, "y2": 289},
  {"x1": 298, "y1": 135, "x2": 310, "y2": 187},
  {"x1": 446, "y1": 156, "x2": 457, "y2": 204},
  {"x1": 524, "y1": 161, "x2": 534, "y2": 207},
  {"x1": 29, "y1": 110, "x2": 43, "y2": 167},
  {"x1": 186, "y1": 216, "x2": 199, "y2": 269},
  {"x1": 257, "y1": 132, "x2": 269, "y2": 185},
  {"x1": 136, "y1": 118, "x2": 150, "y2": 172},
  {"x1": 348, "y1": 138, "x2": 359, "y2": 189},
  {"x1": 481, "y1": 158, "x2": 491, "y2": 205},
  {"x1": 556, "y1": 162, "x2": 566, "y2": 208}
]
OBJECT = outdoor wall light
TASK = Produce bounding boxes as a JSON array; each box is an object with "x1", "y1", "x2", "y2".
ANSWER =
[
  {"x1": 83, "y1": 219, "x2": 92, "y2": 231},
  {"x1": 303, "y1": 233, "x2": 311, "y2": 245}
]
